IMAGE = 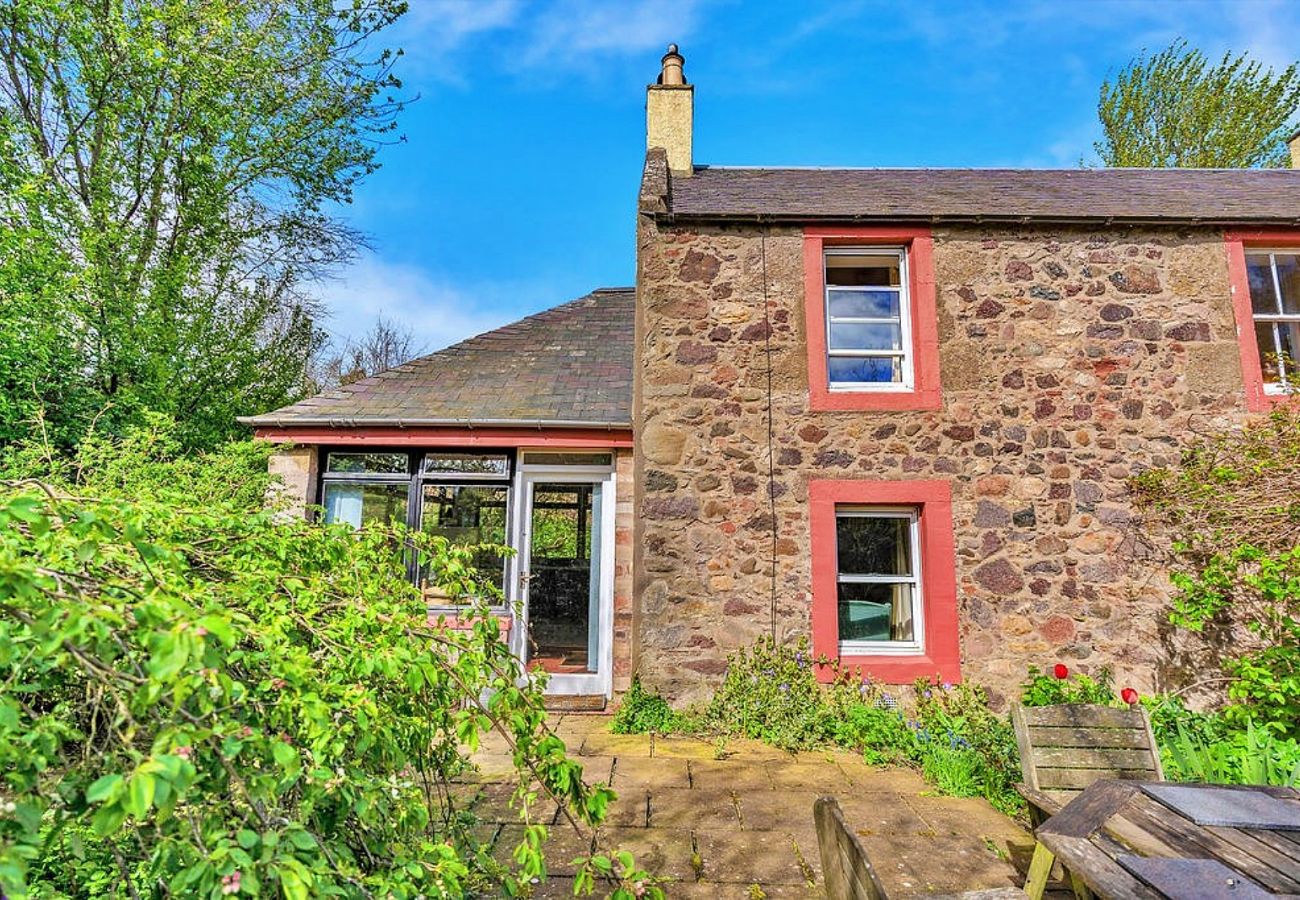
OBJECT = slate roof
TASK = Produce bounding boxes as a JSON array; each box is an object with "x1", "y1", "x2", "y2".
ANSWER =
[
  {"x1": 666, "y1": 166, "x2": 1300, "y2": 224},
  {"x1": 242, "y1": 288, "x2": 634, "y2": 428}
]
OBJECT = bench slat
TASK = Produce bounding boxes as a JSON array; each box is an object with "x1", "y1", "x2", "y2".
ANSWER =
[
  {"x1": 1032, "y1": 747, "x2": 1159, "y2": 770},
  {"x1": 1037, "y1": 767, "x2": 1158, "y2": 790},
  {"x1": 1025, "y1": 725, "x2": 1151, "y2": 749},
  {"x1": 1020, "y1": 705, "x2": 1146, "y2": 728}
]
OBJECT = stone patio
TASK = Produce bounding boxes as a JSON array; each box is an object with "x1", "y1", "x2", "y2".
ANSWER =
[{"x1": 465, "y1": 714, "x2": 1036, "y2": 898}]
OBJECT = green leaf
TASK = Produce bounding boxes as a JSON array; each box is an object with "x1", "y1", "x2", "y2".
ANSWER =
[
  {"x1": 126, "y1": 773, "x2": 156, "y2": 819},
  {"x1": 237, "y1": 829, "x2": 259, "y2": 849},
  {"x1": 85, "y1": 773, "x2": 123, "y2": 804}
]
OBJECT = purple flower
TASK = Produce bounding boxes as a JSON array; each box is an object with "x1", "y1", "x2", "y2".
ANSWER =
[
  {"x1": 779, "y1": 683, "x2": 789, "y2": 693},
  {"x1": 796, "y1": 652, "x2": 804, "y2": 667}
]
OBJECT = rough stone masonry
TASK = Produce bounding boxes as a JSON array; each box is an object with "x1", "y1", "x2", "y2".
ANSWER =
[{"x1": 633, "y1": 209, "x2": 1249, "y2": 706}]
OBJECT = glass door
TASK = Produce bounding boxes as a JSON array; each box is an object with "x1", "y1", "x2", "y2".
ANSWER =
[{"x1": 518, "y1": 467, "x2": 613, "y2": 696}]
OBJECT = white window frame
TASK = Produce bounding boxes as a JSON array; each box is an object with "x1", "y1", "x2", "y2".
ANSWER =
[
  {"x1": 835, "y1": 506, "x2": 925, "y2": 656},
  {"x1": 1246, "y1": 250, "x2": 1300, "y2": 395},
  {"x1": 824, "y1": 246, "x2": 915, "y2": 392}
]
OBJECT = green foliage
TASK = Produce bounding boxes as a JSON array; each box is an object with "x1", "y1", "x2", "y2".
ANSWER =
[
  {"x1": 697, "y1": 637, "x2": 851, "y2": 752},
  {"x1": 1096, "y1": 40, "x2": 1300, "y2": 168},
  {"x1": 0, "y1": 0, "x2": 410, "y2": 450},
  {"x1": 610, "y1": 676, "x2": 689, "y2": 736},
  {"x1": 910, "y1": 681, "x2": 1022, "y2": 815},
  {"x1": 0, "y1": 427, "x2": 650, "y2": 898},
  {"x1": 1019, "y1": 666, "x2": 1119, "y2": 707},
  {"x1": 829, "y1": 703, "x2": 915, "y2": 766},
  {"x1": 1148, "y1": 697, "x2": 1300, "y2": 786},
  {"x1": 1134, "y1": 405, "x2": 1300, "y2": 736}
]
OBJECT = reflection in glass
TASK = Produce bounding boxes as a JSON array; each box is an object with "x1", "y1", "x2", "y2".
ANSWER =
[
  {"x1": 828, "y1": 290, "x2": 901, "y2": 319},
  {"x1": 829, "y1": 356, "x2": 901, "y2": 384},
  {"x1": 322, "y1": 482, "x2": 408, "y2": 528},
  {"x1": 830, "y1": 323, "x2": 903, "y2": 351},
  {"x1": 837, "y1": 582, "x2": 915, "y2": 643},
  {"x1": 420, "y1": 484, "x2": 509, "y2": 600},
  {"x1": 423, "y1": 453, "x2": 510, "y2": 477},
  {"x1": 325, "y1": 452, "x2": 408, "y2": 474}
]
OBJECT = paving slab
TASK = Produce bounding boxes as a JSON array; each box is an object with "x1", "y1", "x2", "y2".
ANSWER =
[
  {"x1": 648, "y1": 786, "x2": 742, "y2": 830},
  {"x1": 694, "y1": 827, "x2": 813, "y2": 886},
  {"x1": 651, "y1": 735, "x2": 725, "y2": 760},
  {"x1": 595, "y1": 825, "x2": 701, "y2": 881},
  {"x1": 581, "y1": 731, "x2": 653, "y2": 757},
  {"x1": 687, "y1": 759, "x2": 774, "y2": 792},
  {"x1": 611, "y1": 755, "x2": 691, "y2": 789},
  {"x1": 494, "y1": 823, "x2": 593, "y2": 877},
  {"x1": 602, "y1": 787, "x2": 650, "y2": 827}
]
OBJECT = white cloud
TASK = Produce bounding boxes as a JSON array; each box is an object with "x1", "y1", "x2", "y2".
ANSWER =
[
  {"x1": 516, "y1": 0, "x2": 705, "y2": 67},
  {"x1": 400, "y1": 0, "x2": 522, "y2": 52},
  {"x1": 313, "y1": 254, "x2": 515, "y2": 355}
]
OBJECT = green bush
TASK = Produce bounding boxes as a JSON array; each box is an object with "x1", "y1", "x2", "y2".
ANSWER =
[
  {"x1": 610, "y1": 676, "x2": 689, "y2": 735},
  {"x1": 0, "y1": 425, "x2": 658, "y2": 899},
  {"x1": 1019, "y1": 665, "x2": 1120, "y2": 707},
  {"x1": 1134, "y1": 405, "x2": 1300, "y2": 736}
]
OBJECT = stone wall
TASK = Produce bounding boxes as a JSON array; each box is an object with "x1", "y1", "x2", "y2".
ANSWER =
[
  {"x1": 633, "y1": 217, "x2": 1249, "y2": 706},
  {"x1": 267, "y1": 445, "x2": 318, "y2": 519},
  {"x1": 613, "y1": 447, "x2": 636, "y2": 693}
]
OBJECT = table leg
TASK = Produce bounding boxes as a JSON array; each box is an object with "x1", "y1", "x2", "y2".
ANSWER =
[
  {"x1": 1025, "y1": 841, "x2": 1055, "y2": 900},
  {"x1": 1068, "y1": 870, "x2": 1095, "y2": 900}
]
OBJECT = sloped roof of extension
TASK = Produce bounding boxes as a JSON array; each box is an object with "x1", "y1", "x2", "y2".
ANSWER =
[
  {"x1": 241, "y1": 288, "x2": 634, "y2": 429},
  {"x1": 664, "y1": 165, "x2": 1300, "y2": 224}
]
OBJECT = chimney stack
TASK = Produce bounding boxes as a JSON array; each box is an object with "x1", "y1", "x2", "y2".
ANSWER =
[
  {"x1": 1289, "y1": 127, "x2": 1300, "y2": 169},
  {"x1": 647, "y1": 44, "x2": 693, "y2": 176}
]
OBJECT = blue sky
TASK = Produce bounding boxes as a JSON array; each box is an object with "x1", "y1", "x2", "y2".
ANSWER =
[{"x1": 319, "y1": 0, "x2": 1297, "y2": 356}]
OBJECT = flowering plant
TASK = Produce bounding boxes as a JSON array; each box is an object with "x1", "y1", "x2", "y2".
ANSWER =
[{"x1": 1019, "y1": 664, "x2": 1120, "y2": 707}]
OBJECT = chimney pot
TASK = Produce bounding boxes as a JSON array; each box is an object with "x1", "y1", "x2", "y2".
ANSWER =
[{"x1": 660, "y1": 44, "x2": 686, "y2": 86}]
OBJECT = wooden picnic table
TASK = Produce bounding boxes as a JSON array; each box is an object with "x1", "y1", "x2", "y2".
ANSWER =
[{"x1": 1031, "y1": 779, "x2": 1300, "y2": 899}]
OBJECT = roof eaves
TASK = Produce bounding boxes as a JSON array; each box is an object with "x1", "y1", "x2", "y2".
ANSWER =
[{"x1": 237, "y1": 415, "x2": 633, "y2": 430}]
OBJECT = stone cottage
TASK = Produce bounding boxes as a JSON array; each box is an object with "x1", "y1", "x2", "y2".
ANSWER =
[{"x1": 244, "y1": 47, "x2": 1300, "y2": 707}]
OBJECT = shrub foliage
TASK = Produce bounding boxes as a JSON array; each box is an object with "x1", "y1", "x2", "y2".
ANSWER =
[
  {"x1": 0, "y1": 429, "x2": 653, "y2": 898},
  {"x1": 1133, "y1": 405, "x2": 1300, "y2": 733}
]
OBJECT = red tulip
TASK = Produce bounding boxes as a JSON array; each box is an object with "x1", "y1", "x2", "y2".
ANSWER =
[
  {"x1": 1121, "y1": 687, "x2": 1139, "y2": 705},
  {"x1": 1053, "y1": 663, "x2": 1069, "y2": 679}
]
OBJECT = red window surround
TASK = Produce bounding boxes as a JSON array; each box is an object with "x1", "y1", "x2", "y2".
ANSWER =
[
  {"x1": 803, "y1": 226, "x2": 942, "y2": 411},
  {"x1": 1224, "y1": 230, "x2": 1300, "y2": 413},
  {"x1": 809, "y1": 479, "x2": 961, "y2": 684}
]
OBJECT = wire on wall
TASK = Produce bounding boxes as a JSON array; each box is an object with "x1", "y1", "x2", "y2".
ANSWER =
[{"x1": 760, "y1": 228, "x2": 779, "y2": 641}]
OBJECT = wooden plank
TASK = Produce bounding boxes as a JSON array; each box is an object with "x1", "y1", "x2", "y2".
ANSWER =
[
  {"x1": 1038, "y1": 780, "x2": 1142, "y2": 841},
  {"x1": 1206, "y1": 826, "x2": 1300, "y2": 885},
  {"x1": 1025, "y1": 726, "x2": 1153, "y2": 750},
  {"x1": 1118, "y1": 794, "x2": 1300, "y2": 894},
  {"x1": 1012, "y1": 705, "x2": 1039, "y2": 791},
  {"x1": 1032, "y1": 747, "x2": 1158, "y2": 770},
  {"x1": 1020, "y1": 705, "x2": 1147, "y2": 729},
  {"x1": 1036, "y1": 834, "x2": 1161, "y2": 900},
  {"x1": 815, "y1": 795, "x2": 888, "y2": 900},
  {"x1": 1037, "y1": 767, "x2": 1157, "y2": 791}
]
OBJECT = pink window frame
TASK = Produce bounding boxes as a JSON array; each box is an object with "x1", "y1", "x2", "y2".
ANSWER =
[
  {"x1": 1224, "y1": 230, "x2": 1300, "y2": 412},
  {"x1": 809, "y1": 479, "x2": 961, "y2": 684},
  {"x1": 803, "y1": 226, "x2": 942, "y2": 411}
]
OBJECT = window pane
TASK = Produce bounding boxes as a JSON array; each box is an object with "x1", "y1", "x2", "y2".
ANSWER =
[
  {"x1": 423, "y1": 453, "x2": 509, "y2": 477},
  {"x1": 1256, "y1": 322, "x2": 1284, "y2": 384},
  {"x1": 836, "y1": 514, "x2": 912, "y2": 576},
  {"x1": 522, "y1": 452, "x2": 613, "y2": 466},
  {"x1": 829, "y1": 323, "x2": 903, "y2": 351},
  {"x1": 1247, "y1": 254, "x2": 1280, "y2": 315},
  {"x1": 1277, "y1": 254, "x2": 1300, "y2": 315},
  {"x1": 325, "y1": 452, "x2": 408, "y2": 475},
  {"x1": 828, "y1": 289, "x2": 901, "y2": 319},
  {"x1": 826, "y1": 252, "x2": 901, "y2": 287},
  {"x1": 838, "y1": 582, "x2": 915, "y2": 643},
  {"x1": 322, "y1": 482, "x2": 408, "y2": 528},
  {"x1": 421, "y1": 484, "x2": 510, "y2": 599},
  {"x1": 829, "y1": 356, "x2": 902, "y2": 384}
]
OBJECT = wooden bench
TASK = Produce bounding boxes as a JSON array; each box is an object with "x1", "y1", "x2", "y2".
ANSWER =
[{"x1": 1011, "y1": 704, "x2": 1164, "y2": 899}]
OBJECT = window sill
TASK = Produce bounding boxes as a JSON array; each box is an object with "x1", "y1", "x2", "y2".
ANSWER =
[
  {"x1": 810, "y1": 386, "x2": 943, "y2": 412},
  {"x1": 426, "y1": 611, "x2": 513, "y2": 633},
  {"x1": 816, "y1": 651, "x2": 959, "y2": 685}
]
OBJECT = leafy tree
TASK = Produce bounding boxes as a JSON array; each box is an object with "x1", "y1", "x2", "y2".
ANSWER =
[
  {"x1": 313, "y1": 315, "x2": 424, "y2": 390},
  {"x1": 1095, "y1": 40, "x2": 1300, "y2": 168},
  {"x1": 0, "y1": 0, "x2": 408, "y2": 450},
  {"x1": 0, "y1": 423, "x2": 660, "y2": 898}
]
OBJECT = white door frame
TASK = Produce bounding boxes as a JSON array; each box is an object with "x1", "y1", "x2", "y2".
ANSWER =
[{"x1": 511, "y1": 458, "x2": 616, "y2": 698}]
